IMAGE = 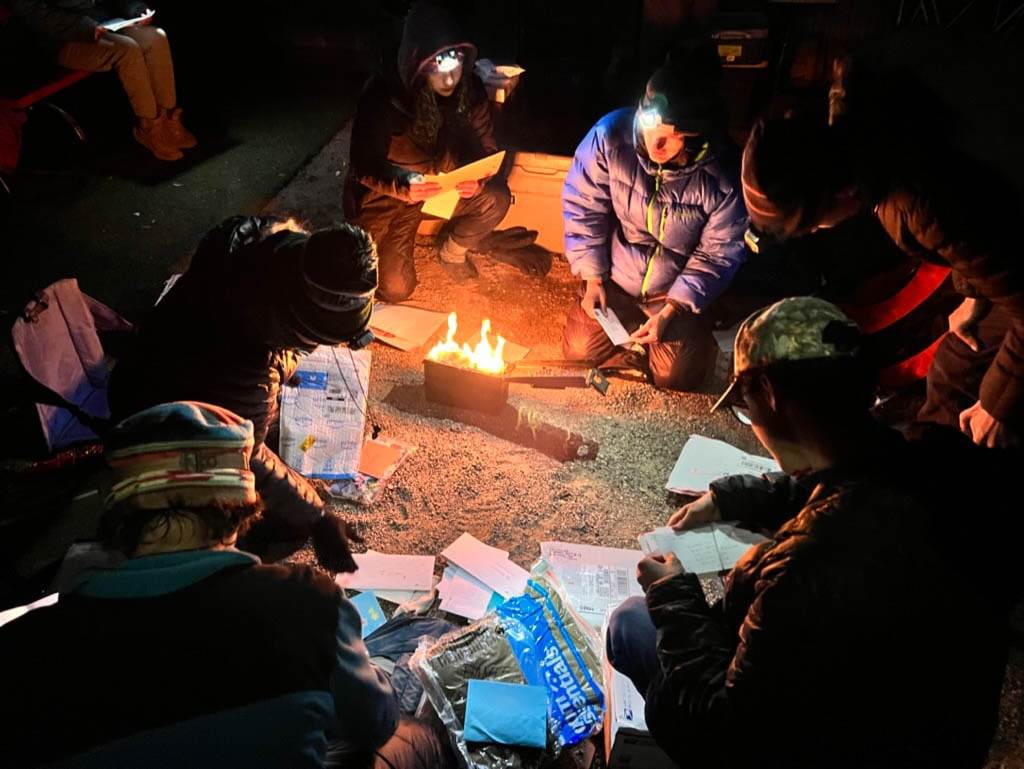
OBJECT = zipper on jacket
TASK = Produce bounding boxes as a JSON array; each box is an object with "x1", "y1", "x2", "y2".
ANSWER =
[{"x1": 642, "y1": 167, "x2": 667, "y2": 301}]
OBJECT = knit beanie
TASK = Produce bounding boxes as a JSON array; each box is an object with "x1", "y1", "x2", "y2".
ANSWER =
[
  {"x1": 105, "y1": 401, "x2": 257, "y2": 510},
  {"x1": 741, "y1": 115, "x2": 845, "y2": 241},
  {"x1": 642, "y1": 39, "x2": 725, "y2": 133},
  {"x1": 284, "y1": 224, "x2": 378, "y2": 346}
]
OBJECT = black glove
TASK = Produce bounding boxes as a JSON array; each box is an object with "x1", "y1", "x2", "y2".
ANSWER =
[
  {"x1": 479, "y1": 226, "x2": 539, "y2": 251},
  {"x1": 310, "y1": 513, "x2": 363, "y2": 573},
  {"x1": 486, "y1": 243, "x2": 553, "y2": 277}
]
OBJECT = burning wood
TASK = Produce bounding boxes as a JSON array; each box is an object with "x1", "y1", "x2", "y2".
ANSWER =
[{"x1": 423, "y1": 312, "x2": 609, "y2": 415}]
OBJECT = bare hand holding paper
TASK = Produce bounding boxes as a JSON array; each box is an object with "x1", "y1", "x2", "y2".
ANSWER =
[{"x1": 421, "y1": 151, "x2": 506, "y2": 219}]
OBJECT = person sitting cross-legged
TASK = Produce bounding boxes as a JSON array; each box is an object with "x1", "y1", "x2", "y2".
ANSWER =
[{"x1": 606, "y1": 296, "x2": 1020, "y2": 769}]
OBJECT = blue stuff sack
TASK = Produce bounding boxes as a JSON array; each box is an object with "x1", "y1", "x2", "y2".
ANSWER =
[{"x1": 496, "y1": 575, "x2": 605, "y2": 749}]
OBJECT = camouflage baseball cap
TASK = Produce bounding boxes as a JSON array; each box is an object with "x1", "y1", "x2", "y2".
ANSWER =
[{"x1": 711, "y1": 297, "x2": 862, "y2": 413}]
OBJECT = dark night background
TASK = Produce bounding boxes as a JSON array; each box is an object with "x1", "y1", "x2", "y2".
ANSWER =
[{"x1": 1, "y1": 1, "x2": 1023, "y2": 764}]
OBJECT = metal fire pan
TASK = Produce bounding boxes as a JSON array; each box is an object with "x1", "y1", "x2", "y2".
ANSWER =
[{"x1": 423, "y1": 358, "x2": 609, "y2": 414}]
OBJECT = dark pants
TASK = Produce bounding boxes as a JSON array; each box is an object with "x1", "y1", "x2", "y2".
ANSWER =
[
  {"x1": 605, "y1": 596, "x2": 659, "y2": 698},
  {"x1": 561, "y1": 280, "x2": 715, "y2": 391},
  {"x1": 324, "y1": 716, "x2": 455, "y2": 769},
  {"x1": 349, "y1": 178, "x2": 511, "y2": 302},
  {"x1": 918, "y1": 305, "x2": 1010, "y2": 427}
]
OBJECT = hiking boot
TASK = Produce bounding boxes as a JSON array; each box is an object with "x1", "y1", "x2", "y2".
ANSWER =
[
  {"x1": 438, "y1": 256, "x2": 478, "y2": 283},
  {"x1": 132, "y1": 118, "x2": 183, "y2": 161},
  {"x1": 163, "y1": 107, "x2": 197, "y2": 149}
]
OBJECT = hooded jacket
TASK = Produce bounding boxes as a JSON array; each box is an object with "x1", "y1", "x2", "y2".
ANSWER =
[
  {"x1": 641, "y1": 423, "x2": 1017, "y2": 769},
  {"x1": 562, "y1": 107, "x2": 749, "y2": 314},
  {"x1": 343, "y1": 1, "x2": 496, "y2": 215}
]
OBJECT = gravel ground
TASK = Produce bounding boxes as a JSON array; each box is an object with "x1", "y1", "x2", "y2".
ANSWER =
[{"x1": 265, "y1": 124, "x2": 1024, "y2": 769}]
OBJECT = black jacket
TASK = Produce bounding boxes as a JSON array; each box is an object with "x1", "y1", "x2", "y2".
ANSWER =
[
  {"x1": 0, "y1": 550, "x2": 397, "y2": 767},
  {"x1": 9, "y1": 0, "x2": 149, "y2": 48},
  {"x1": 643, "y1": 423, "x2": 1018, "y2": 769},
  {"x1": 342, "y1": 1, "x2": 496, "y2": 216},
  {"x1": 830, "y1": 51, "x2": 1024, "y2": 428},
  {"x1": 108, "y1": 218, "x2": 329, "y2": 529}
]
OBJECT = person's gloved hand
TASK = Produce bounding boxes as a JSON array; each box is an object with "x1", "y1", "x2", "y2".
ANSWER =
[
  {"x1": 310, "y1": 513, "x2": 363, "y2": 573},
  {"x1": 486, "y1": 243, "x2": 553, "y2": 277}
]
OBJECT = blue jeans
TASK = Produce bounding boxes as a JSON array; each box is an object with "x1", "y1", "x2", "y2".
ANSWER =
[{"x1": 605, "y1": 596, "x2": 659, "y2": 698}]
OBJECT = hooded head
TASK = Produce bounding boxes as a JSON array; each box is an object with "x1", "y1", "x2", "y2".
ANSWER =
[
  {"x1": 636, "y1": 39, "x2": 725, "y2": 166},
  {"x1": 281, "y1": 224, "x2": 378, "y2": 348},
  {"x1": 397, "y1": 1, "x2": 477, "y2": 93}
]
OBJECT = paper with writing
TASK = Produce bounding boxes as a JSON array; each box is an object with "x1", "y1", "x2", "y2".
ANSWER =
[
  {"x1": 279, "y1": 346, "x2": 370, "y2": 479},
  {"x1": 666, "y1": 434, "x2": 780, "y2": 496},
  {"x1": 102, "y1": 9, "x2": 155, "y2": 32},
  {"x1": 441, "y1": 532, "x2": 529, "y2": 599},
  {"x1": 438, "y1": 564, "x2": 500, "y2": 619},
  {"x1": 421, "y1": 151, "x2": 506, "y2": 219},
  {"x1": 342, "y1": 552, "x2": 436, "y2": 592},
  {"x1": 594, "y1": 308, "x2": 631, "y2": 346},
  {"x1": 638, "y1": 523, "x2": 768, "y2": 575},
  {"x1": 539, "y1": 541, "x2": 644, "y2": 628}
]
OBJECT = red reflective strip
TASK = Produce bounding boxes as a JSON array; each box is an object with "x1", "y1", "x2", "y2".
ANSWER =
[
  {"x1": 840, "y1": 262, "x2": 951, "y2": 334},
  {"x1": 878, "y1": 335, "x2": 945, "y2": 390}
]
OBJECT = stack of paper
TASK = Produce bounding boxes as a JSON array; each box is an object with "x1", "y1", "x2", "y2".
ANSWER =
[
  {"x1": 538, "y1": 541, "x2": 645, "y2": 629},
  {"x1": 438, "y1": 533, "x2": 530, "y2": 620},
  {"x1": 637, "y1": 524, "x2": 768, "y2": 576},
  {"x1": 665, "y1": 435, "x2": 780, "y2": 496}
]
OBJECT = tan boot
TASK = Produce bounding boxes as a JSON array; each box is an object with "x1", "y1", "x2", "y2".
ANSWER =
[
  {"x1": 162, "y1": 107, "x2": 198, "y2": 150},
  {"x1": 133, "y1": 117, "x2": 183, "y2": 161}
]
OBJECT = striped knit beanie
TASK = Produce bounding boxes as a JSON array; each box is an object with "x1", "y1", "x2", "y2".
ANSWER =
[{"x1": 104, "y1": 402, "x2": 257, "y2": 510}]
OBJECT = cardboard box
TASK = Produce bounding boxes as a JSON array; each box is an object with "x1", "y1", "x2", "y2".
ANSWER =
[
  {"x1": 497, "y1": 151, "x2": 572, "y2": 255},
  {"x1": 604, "y1": 662, "x2": 677, "y2": 769}
]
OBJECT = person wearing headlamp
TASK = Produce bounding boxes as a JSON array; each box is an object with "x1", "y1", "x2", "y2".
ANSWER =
[
  {"x1": 561, "y1": 39, "x2": 750, "y2": 391},
  {"x1": 108, "y1": 215, "x2": 378, "y2": 575},
  {"x1": 343, "y1": 1, "x2": 544, "y2": 300}
]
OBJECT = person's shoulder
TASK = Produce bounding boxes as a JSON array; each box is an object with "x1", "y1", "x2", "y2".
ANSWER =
[{"x1": 227, "y1": 561, "x2": 343, "y2": 608}]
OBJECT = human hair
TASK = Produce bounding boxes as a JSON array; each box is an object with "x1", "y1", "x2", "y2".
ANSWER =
[
  {"x1": 409, "y1": 75, "x2": 472, "y2": 150},
  {"x1": 99, "y1": 498, "x2": 264, "y2": 556},
  {"x1": 757, "y1": 355, "x2": 878, "y2": 425}
]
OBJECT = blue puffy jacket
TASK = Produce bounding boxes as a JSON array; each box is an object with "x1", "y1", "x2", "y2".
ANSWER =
[{"x1": 562, "y1": 108, "x2": 750, "y2": 314}]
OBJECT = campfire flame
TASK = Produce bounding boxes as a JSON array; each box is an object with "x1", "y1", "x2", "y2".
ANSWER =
[{"x1": 427, "y1": 312, "x2": 507, "y2": 374}]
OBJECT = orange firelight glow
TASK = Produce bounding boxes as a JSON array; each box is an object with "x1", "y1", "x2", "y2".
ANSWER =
[{"x1": 426, "y1": 312, "x2": 507, "y2": 374}]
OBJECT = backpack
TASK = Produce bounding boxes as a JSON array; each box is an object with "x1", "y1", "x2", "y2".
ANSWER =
[{"x1": 10, "y1": 278, "x2": 133, "y2": 455}]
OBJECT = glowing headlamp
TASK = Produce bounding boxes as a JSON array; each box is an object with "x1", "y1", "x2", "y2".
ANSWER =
[
  {"x1": 639, "y1": 108, "x2": 660, "y2": 129},
  {"x1": 430, "y1": 49, "x2": 465, "y2": 74}
]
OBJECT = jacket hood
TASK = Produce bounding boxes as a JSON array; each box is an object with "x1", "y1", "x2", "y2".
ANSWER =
[{"x1": 397, "y1": 0, "x2": 477, "y2": 91}]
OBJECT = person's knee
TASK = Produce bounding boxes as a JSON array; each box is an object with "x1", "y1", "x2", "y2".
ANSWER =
[
  {"x1": 111, "y1": 36, "x2": 145, "y2": 67},
  {"x1": 484, "y1": 178, "x2": 512, "y2": 217},
  {"x1": 606, "y1": 596, "x2": 649, "y2": 668},
  {"x1": 377, "y1": 270, "x2": 417, "y2": 303},
  {"x1": 651, "y1": 361, "x2": 707, "y2": 391}
]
